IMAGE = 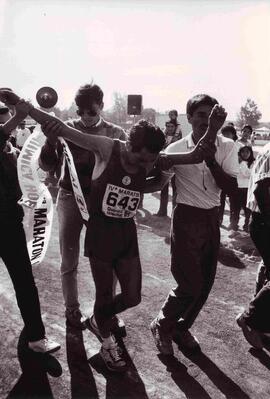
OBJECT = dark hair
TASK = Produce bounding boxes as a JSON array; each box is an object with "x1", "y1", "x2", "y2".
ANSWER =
[
  {"x1": 221, "y1": 125, "x2": 238, "y2": 141},
  {"x1": 186, "y1": 94, "x2": 218, "y2": 116},
  {"x1": 238, "y1": 145, "x2": 255, "y2": 168},
  {"x1": 129, "y1": 119, "x2": 165, "y2": 153},
  {"x1": 75, "y1": 83, "x2": 104, "y2": 109},
  {"x1": 242, "y1": 124, "x2": 252, "y2": 133},
  {"x1": 169, "y1": 109, "x2": 178, "y2": 117}
]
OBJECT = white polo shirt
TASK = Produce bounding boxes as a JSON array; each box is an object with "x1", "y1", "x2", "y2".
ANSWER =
[
  {"x1": 165, "y1": 133, "x2": 239, "y2": 209},
  {"x1": 247, "y1": 142, "x2": 270, "y2": 212}
]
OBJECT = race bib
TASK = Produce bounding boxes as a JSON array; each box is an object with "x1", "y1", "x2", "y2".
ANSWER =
[{"x1": 102, "y1": 184, "x2": 140, "y2": 218}]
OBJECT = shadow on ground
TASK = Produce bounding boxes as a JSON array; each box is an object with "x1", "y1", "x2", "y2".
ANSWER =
[
  {"x1": 218, "y1": 244, "x2": 246, "y2": 269},
  {"x1": 158, "y1": 354, "x2": 211, "y2": 398},
  {"x1": 158, "y1": 350, "x2": 251, "y2": 399},
  {"x1": 7, "y1": 329, "x2": 62, "y2": 398},
  {"x1": 88, "y1": 338, "x2": 148, "y2": 399},
  {"x1": 66, "y1": 324, "x2": 99, "y2": 398}
]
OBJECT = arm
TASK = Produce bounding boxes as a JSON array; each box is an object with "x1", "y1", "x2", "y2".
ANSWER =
[
  {"x1": 144, "y1": 165, "x2": 173, "y2": 193},
  {"x1": 39, "y1": 139, "x2": 62, "y2": 172},
  {"x1": 41, "y1": 120, "x2": 113, "y2": 161},
  {"x1": 205, "y1": 158, "x2": 238, "y2": 195},
  {"x1": 159, "y1": 105, "x2": 227, "y2": 168}
]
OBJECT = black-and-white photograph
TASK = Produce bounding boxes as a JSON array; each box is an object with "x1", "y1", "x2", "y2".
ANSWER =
[{"x1": 0, "y1": 0, "x2": 270, "y2": 398}]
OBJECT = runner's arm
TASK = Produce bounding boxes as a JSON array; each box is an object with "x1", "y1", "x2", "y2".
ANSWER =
[
  {"x1": 144, "y1": 169, "x2": 173, "y2": 193},
  {"x1": 41, "y1": 120, "x2": 113, "y2": 162}
]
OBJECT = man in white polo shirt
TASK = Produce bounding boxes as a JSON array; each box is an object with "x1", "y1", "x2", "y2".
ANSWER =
[{"x1": 151, "y1": 94, "x2": 239, "y2": 355}]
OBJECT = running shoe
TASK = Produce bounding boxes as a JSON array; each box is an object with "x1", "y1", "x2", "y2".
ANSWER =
[{"x1": 28, "y1": 337, "x2": 61, "y2": 354}]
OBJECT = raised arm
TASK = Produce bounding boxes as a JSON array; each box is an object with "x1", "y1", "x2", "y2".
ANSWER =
[
  {"x1": 156, "y1": 104, "x2": 227, "y2": 170},
  {"x1": 41, "y1": 120, "x2": 113, "y2": 161}
]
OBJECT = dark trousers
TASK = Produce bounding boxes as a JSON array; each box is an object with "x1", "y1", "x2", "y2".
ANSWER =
[
  {"x1": 242, "y1": 213, "x2": 270, "y2": 332},
  {"x1": 157, "y1": 204, "x2": 220, "y2": 333},
  {"x1": 229, "y1": 188, "x2": 251, "y2": 229},
  {"x1": 0, "y1": 219, "x2": 45, "y2": 342}
]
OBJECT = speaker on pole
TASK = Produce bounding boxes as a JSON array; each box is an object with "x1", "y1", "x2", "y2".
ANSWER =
[{"x1": 127, "y1": 95, "x2": 142, "y2": 115}]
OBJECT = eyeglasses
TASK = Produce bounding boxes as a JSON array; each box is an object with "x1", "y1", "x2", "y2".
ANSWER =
[{"x1": 77, "y1": 109, "x2": 98, "y2": 117}]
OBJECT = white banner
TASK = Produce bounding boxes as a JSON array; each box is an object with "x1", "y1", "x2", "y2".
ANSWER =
[
  {"x1": 59, "y1": 137, "x2": 89, "y2": 222},
  {"x1": 17, "y1": 128, "x2": 53, "y2": 266}
]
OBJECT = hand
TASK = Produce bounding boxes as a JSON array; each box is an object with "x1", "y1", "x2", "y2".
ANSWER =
[
  {"x1": 0, "y1": 88, "x2": 21, "y2": 105},
  {"x1": 156, "y1": 154, "x2": 174, "y2": 170},
  {"x1": 192, "y1": 141, "x2": 216, "y2": 164},
  {"x1": 208, "y1": 104, "x2": 227, "y2": 133},
  {"x1": 41, "y1": 120, "x2": 65, "y2": 140},
  {"x1": 15, "y1": 99, "x2": 32, "y2": 120}
]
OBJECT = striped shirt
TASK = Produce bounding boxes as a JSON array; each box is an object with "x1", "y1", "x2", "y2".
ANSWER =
[
  {"x1": 247, "y1": 142, "x2": 270, "y2": 212},
  {"x1": 165, "y1": 133, "x2": 239, "y2": 209}
]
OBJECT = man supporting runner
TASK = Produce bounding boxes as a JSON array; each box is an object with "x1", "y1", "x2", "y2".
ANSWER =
[
  {"x1": 0, "y1": 100, "x2": 60, "y2": 355},
  {"x1": 150, "y1": 94, "x2": 239, "y2": 356},
  {"x1": 38, "y1": 83, "x2": 127, "y2": 333}
]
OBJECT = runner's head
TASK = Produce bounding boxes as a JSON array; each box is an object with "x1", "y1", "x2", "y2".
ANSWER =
[
  {"x1": 126, "y1": 119, "x2": 165, "y2": 170},
  {"x1": 75, "y1": 83, "x2": 104, "y2": 126}
]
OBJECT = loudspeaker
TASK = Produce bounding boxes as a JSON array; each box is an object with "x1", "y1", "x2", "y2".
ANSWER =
[{"x1": 127, "y1": 95, "x2": 142, "y2": 115}]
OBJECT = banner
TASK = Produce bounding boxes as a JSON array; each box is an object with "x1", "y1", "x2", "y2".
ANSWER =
[
  {"x1": 59, "y1": 137, "x2": 89, "y2": 222},
  {"x1": 17, "y1": 127, "x2": 53, "y2": 266}
]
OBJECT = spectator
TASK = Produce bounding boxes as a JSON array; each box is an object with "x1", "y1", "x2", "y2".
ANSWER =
[
  {"x1": 168, "y1": 109, "x2": 182, "y2": 140},
  {"x1": 0, "y1": 100, "x2": 60, "y2": 355},
  {"x1": 155, "y1": 120, "x2": 178, "y2": 217},
  {"x1": 38, "y1": 83, "x2": 128, "y2": 333},
  {"x1": 236, "y1": 124, "x2": 252, "y2": 150},
  {"x1": 219, "y1": 124, "x2": 238, "y2": 226},
  {"x1": 230, "y1": 146, "x2": 255, "y2": 233},
  {"x1": 236, "y1": 141, "x2": 270, "y2": 348}
]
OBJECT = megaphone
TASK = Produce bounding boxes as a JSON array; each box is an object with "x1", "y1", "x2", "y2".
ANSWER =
[{"x1": 36, "y1": 87, "x2": 58, "y2": 109}]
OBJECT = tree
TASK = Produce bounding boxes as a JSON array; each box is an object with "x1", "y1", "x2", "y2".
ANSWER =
[
  {"x1": 105, "y1": 92, "x2": 128, "y2": 126},
  {"x1": 236, "y1": 98, "x2": 262, "y2": 128}
]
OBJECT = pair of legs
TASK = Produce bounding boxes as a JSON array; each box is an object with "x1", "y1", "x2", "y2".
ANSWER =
[
  {"x1": 156, "y1": 204, "x2": 220, "y2": 334},
  {"x1": 86, "y1": 216, "x2": 142, "y2": 338},
  {"x1": 57, "y1": 188, "x2": 119, "y2": 320},
  {"x1": 229, "y1": 188, "x2": 251, "y2": 230},
  {"x1": 0, "y1": 219, "x2": 45, "y2": 342},
  {"x1": 241, "y1": 213, "x2": 270, "y2": 332},
  {"x1": 90, "y1": 256, "x2": 141, "y2": 338}
]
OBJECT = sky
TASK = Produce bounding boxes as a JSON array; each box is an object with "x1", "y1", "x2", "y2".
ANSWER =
[{"x1": 0, "y1": 0, "x2": 270, "y2": 121}]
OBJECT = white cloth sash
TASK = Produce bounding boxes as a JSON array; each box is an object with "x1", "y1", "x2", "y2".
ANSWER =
[{"x1": 17, "y1": 128, "x2": 53, "y2": 266}]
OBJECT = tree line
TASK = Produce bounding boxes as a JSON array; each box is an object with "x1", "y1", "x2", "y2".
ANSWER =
[{"x1": 38, "y1": 93, "x2": 266, "y2": 130}]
